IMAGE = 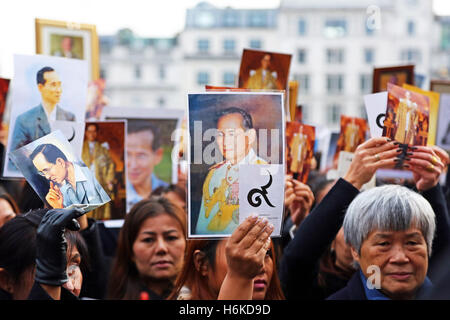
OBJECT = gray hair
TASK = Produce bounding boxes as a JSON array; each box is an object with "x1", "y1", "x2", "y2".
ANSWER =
[{"x1": 343, "y1": 184, "x2": 436, "y2": 256}]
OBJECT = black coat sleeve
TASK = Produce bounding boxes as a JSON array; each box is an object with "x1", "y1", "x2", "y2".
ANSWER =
[
  {"x1": 420, "y1": 184, "x2": 450, "y2": 281},
  {"x1": 79, "y1": 218, "x2": 112, "y2": 299},
  {"x1": 279, "y1": 178, "x2": 360, "y2": 299}
]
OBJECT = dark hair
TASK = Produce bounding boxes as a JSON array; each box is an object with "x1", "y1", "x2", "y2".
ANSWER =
[
  {"x1": 0, "y1": 215, "x2": 38, "y2": 286},
  {"x1": 169, "y1": 239, "x2": 285, "y2": 300},
  {"x1": 128, "y1": 121, "x2": 161, "y2": 151},
  {"x1": 215, "y1": 107, "x2": 253, "y2": 131},
  {"x1": 151, "y1": 184, "x2": 186, "y2": 205},
  {"x1": 107, "y1": 197, "x2": 187, "y2": 300},
  {"x1": 86, "y1": 123, "x2": 99, "y2": 132},
  {"x1": 36, "y1": 67, "x2": 55, "y2": 86},
  {"x1": 65, "y1": 230, "x2": 90, "y2": 276},
  {"x1": 0, "y1": 190, "x2": 19, "y2": 216},
  {"x1": 30, "y1": 144, "x2": 67, "y2": 164}
]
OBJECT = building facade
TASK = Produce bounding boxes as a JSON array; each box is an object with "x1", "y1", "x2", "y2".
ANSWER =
[{"x1": 99, "y1": 0, "x2": 446, "y2": 130}]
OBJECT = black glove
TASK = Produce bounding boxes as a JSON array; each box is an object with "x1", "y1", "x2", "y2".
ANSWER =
[{"x1": 35, "y1": 208, "x2": 85, "y2": 286}]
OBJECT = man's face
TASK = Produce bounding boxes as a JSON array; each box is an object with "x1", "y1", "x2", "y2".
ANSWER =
[
  {"x1": 61, "y1": 37, "x2": 72, "y2": 52},
  {"x1": 32, "y1": 152, "x2": 67, "y2": 185},
  {"x1": 127, "y1": 130, "x2": 163, "y2": 187},
  {"x1": 85, "y1": 125, "x2": 98, "y2": 142},
  {"x1": 216, "y1": 113, "x2": 253, "y2": 163},
  {"x1": 261, "y1": 54, "x2": 271, "y2": 70},
  {"x1": 353, "y1": 227, "x2": 428, "y2": 300},
  {"x1": 38, "y1": 71, "x2": 62, "y2": 105}
]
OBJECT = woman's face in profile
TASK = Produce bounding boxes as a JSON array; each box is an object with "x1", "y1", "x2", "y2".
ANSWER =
[{"x1": 132, "y1": 214, "x2": 186, "y2": 281}]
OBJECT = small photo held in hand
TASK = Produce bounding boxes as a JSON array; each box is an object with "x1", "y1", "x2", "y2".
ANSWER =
[
  {"x1": 334, "y1": 115, "x2": 369, "y2": 164},
  {"x1": 188, "y1": 92, "x2": 285, "y2": 238},
  {"x1": 9, "y1": 130, "x2": 110, "y2": 213},
  {"x1": 382, "y1": 83, "x2": 430, "y2": 146},
  {"x1": 286, "y1": 122, "x2": 315, "y2": 183},
  {"x1": 238, "y1": 49, "x2": 292, "y2": 91}
]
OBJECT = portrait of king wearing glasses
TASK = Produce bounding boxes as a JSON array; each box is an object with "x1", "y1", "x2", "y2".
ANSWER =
[{"x1": 30, "y1": 143, "x2": 110, "y2": 209}]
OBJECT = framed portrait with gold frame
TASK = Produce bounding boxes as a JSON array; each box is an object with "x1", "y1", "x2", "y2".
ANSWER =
[{"x1": 35, "y1": 18, "x2": 99, "y2": 80}]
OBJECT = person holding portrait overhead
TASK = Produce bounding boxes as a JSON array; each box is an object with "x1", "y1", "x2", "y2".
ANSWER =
[
  {"x1": 82, "y1": 123, "x2": 115, "y2": 220},
  {"x1": 9, "y1": 67, "x2": 75, "y2": 169},
  {"x1": 30, "y1": 143, "x2": 110, "y2": 209},
  {"x1": 195, "y1": 107, "x2": 267, "y2": 235},
  {"x1": 245, "y1": 54, "x2": 279, "y2": 90},
  {"x1": 394, "y1": 91, "x2": 418, "y2": 145}
]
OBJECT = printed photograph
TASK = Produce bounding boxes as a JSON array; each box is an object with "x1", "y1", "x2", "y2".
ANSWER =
[
  {"x1": 383, "y1": 83, "x2": 430, "y2": 146},
  {"x1": 333, "y1": 115, "x2": 369, "y2": 164},
  {"x1": 35, "y1": 18, "x2": 99, "y2": 80},
  {"x1": 238, "y1": 49, "x2": 292, "y2": 91},
  {"x1": 188, "y1": 92, "x2": 285, "y2": 238},
  {"x1": 0, "y1": 78, "x2": 10, "y2": 129},
  {"x1": 3, "y1": 54, "x2": 88, "y2": 178},
  {"x1": 86, "y1": 79, "x2": 108, "y2": 120},
  {"x1": 9, "y1": 130, "x2": 110, "y2": 212},
  {"x1": 436, "y1": 93, "x2": 450, "y2": 151},
  {"x1": 102, "y1": 107, "x2": 184, "y2": 212},
  {"x1": 372, "y1": 65, "x2": 415, "y2": 93},
  {"x1": 286, "y1": 122, "x2": 315, "y2": 183},
  {"x1": 82, "y1": 121, "x2": 127, "y2": 220}
]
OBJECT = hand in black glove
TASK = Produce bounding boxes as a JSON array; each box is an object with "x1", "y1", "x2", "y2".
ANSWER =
[{"x1": 35, "y1": 208, "x2": 85, "y2": 287}]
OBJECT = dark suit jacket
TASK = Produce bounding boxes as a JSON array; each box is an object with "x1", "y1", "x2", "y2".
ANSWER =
[{"x1": 326, "y1": 271, "x2": 366, "y2": 300}]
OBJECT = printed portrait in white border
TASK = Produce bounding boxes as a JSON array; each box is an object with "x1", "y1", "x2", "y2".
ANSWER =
[
  {"x1": 9, "y1": 130, "x2": 110, "y2": 213},
  {"x1": 187, "y1": 92, "x2": 285, "y2": 238},
  {"x1": 3, "y1": 54, "x2": 88, "y2": 178}
]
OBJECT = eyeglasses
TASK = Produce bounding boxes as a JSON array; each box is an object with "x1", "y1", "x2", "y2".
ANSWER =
[{"x1": 37, "y1": 163, "x2": 55, "y2": 177}]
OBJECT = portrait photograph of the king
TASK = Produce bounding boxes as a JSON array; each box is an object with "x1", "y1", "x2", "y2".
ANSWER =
[
  {"x1": 3, "y1": 54, "x2": 88, "y2": 178},
  {"x1": 9, "y1": 130, "x2": 110, "y2": 213},
  {"x1": 383, "y1": 83, "x2": 430, "y2": 146},
  {"x1": 238, "y1": 49, "x2": 292, "y2": 91},
  {"x1": 188, "y1": 92, "x2": 284, "y2": 238}
]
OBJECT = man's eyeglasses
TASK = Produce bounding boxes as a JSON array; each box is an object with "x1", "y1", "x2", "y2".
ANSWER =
[{"x1": 37, "y1": 163, "x2": 55, "y2": 177}]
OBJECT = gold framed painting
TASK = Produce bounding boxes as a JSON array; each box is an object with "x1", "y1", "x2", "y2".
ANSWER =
[{"x1": 35, "y1": 18, "x2": 99, "y2": 80}]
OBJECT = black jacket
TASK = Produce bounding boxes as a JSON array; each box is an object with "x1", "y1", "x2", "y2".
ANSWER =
[{"x1": 279, "y1": 178, "x2": 450, "y2": 300}]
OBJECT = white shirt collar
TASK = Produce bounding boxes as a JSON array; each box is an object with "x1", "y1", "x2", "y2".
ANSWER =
[{"x1": 43, "y1": 104, "x2": 57, "y2": 122}]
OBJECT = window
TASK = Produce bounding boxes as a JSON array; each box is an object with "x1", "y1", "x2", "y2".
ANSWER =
[
  {"x1": 442, "y1": 24, "x2": 450, "y2": 50},
  {"x1": 324, "y1": 19, "x2": 347, "y2": 38},
  {"x1": 223, "y1": 72, "x2": 235, "y2": 86},
  {"x1": 400, "y1": 49, "x2": 421, "y2": 63},
  {"x1": 248, "y1": 12, "x2": 267, "y2": 27},
  {"x1": 365, "y1": 22, "x2": 375, "y2": 36},
  {"x1": 224, "y1": 11, "x2": 239, "y2": 27},
  {"x1": 327, "y1": 104, "x2": 341, "y2": 125},
  {"x1": 134, "y1": 65, "x2": 142, "y2": 80},
  {"x1": 249, "y1": 39, "x2": 262, "y2": 49},
  {"x1": 158, "y1": 97, "x2": 165, "y2": 107},
  {"x1": 360, "y1": 104, "x2": 368, "y2": 120},
  {"x1": 297, "y1": 49, "x2": 307, "y2": 64},
  {"x1": 301, "y1": 104, "x2": 309, "y2": 122},
  {"x1": 293, "y1": 74, "x2": 310, "y2": 94},
  {"x1": 326, "y1": 48, "x2": 345, "y2": 64},
  {"x1": 100, "y1": 67, "x2": 107, "y2": 80},
  {"x1": 407, "y1": 20, "x2": 415, "y2": 36},
  {"x1": 298, "y1": 19, "x2": 307, "y2": 36},
  {"x1": 326, "y1": 74, "x2": 344, "y2": 94},
  {"x1": 197, "y1": 39, "x2": 210, "y2": 53},
  {"x1": 197, "y1": 72, "x2": 210, "y2": 86},
  {"x1": 159, "y1": 65, "x2": 166, "y2": 80},
  {"x1": 223, "y1": 39, "x2": 236, "y2": 54},
  {"x1": 359, "y1": 74, "x2": 372, "y2": 94},
  {"x1": 364, "y1": 48, "x2": 374, "y2": 64}
]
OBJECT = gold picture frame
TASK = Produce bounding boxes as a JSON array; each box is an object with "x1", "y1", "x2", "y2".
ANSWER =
[{"x1": 35, "y1": 18, "x2": 99, "y2": 80}]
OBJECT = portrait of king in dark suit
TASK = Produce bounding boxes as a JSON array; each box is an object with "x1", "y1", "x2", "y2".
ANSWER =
[{"x1": 9, "y1": 67, "x2": 76, "y2": 154}]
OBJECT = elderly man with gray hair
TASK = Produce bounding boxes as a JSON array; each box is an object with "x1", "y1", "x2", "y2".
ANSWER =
[{"x1": 328, "y1": 184, "x2": 436, "y2": 300}]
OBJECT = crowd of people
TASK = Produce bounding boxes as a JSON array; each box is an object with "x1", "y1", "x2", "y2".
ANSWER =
[{"x1": 0, "y1": 135, "x2": 449, "y2": 301}]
